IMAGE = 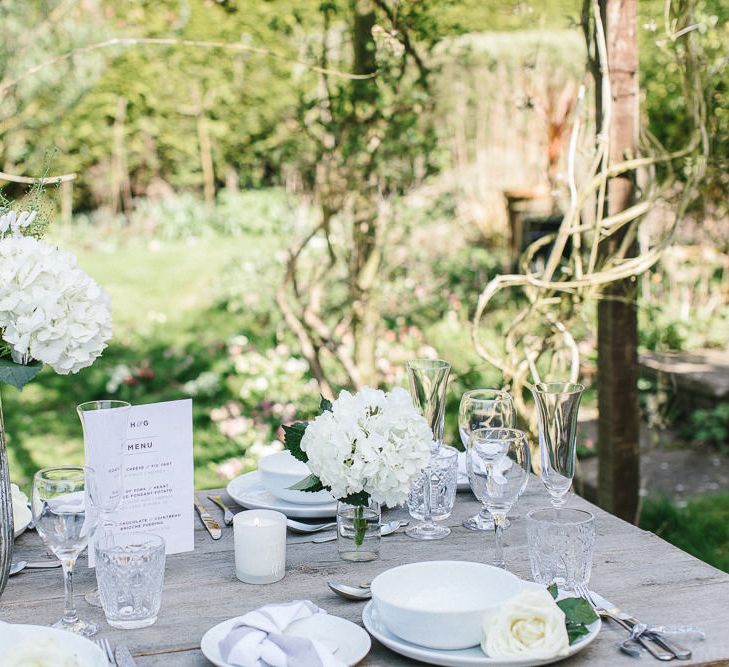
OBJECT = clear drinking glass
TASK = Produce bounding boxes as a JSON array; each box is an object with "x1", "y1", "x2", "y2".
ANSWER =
[
  {"x1": 468, "y1": 428, "x2": 530, "y2": 568},
  {"x1": 77, "y1": 399, "x2": 131, "y2": 606},
  {"x1": 459, "y1": 389, "x2": 515, "y2": 531},
  {"x1": 527, "y1": 507, "x2": 595, "y2": 591},
  {"x1": 337, "y1": 500, "x2": 381, "y2": 562},
  {"x1": 407, "y1": 359, "x2": 451, "y2": 541},
  {"x1": 406, "y1": 445, "x2": 458, "y2": 540},
  {"x1": 32, "y1": 465, "x2": 98, "y2": 636},
  {"x1": 531, "y1": 383, "x2": 584, "y2": 509},
  {"x1": 96, "y1": 531, "x2": 166, "y2": 629}
]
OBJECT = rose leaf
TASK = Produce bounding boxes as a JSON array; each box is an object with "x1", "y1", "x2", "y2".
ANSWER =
[{"x1": 557, "y1": 598, "x2": 599, "y2": 625}]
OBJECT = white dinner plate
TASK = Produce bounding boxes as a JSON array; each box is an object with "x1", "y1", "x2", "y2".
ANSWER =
[
  {"x1": 227, "y1": 471, "x2": 338, "y2": 518},
  {"x1": 200, "y1": 612, "x2": 371, "y2": 666},
  {"x1": 362, "y1": 583, "x2": 601, "y2": 667},
  {"x1": 0, "y1": 622, "x2": 107, "y2": 667}
]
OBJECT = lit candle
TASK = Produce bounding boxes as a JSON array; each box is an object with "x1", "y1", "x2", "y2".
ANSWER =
[{"x1": 234, "y1": 509, "x2": 286, "y2": 584}]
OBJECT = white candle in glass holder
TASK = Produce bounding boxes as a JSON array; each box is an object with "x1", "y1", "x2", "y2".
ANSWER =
[{"x1": 234, "y1": 509, "x2": 287, "y2": 584}]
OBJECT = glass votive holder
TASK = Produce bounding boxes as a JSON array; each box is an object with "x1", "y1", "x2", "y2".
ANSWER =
[
  {"x1": 95, "y1": 532, "x2": 166, "y2": 629},
  {"x1": 234, "y1": 509, "x2": 286, "y2": 584},
  {"x1": 526, "y1": 507, "x2": 595, "y2": 591}
]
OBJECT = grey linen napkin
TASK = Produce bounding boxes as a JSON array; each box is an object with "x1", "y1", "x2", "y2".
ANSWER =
[{"x1": 218, "y1": 600, "x2": 344, "y2": 667}]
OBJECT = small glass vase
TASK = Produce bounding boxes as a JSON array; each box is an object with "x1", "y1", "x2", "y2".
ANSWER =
[{"x1": 336, "y1": 500, "x2": 381, "y2": 562}]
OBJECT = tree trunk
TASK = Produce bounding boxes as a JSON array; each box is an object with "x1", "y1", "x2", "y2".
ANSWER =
[
  {"x1": 596, "y1": 0, "x2": 641, "y2": 522},
  {"x1": 349, "y1": 0, "x2": 380, "y2": 387}
]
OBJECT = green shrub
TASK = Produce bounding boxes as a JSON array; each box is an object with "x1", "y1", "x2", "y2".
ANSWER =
[{"x1": 683, "y1": 403, "x2": 729, "y2": 453}]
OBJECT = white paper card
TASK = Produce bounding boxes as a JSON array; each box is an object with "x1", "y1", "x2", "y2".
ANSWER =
[{"x1": 88, "y1": 399, "x2": 194, "y2": 565}]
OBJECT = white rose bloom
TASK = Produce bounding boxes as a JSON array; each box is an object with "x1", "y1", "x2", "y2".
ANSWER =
[
  {"x1": 11, "y1": 483, "x2": 32, "y2": 533},
  {"x1": 301, "y1": 386, "x2": 433, "y2": 506},
  {"x1": 0, "y1": 236, "x2": 112, "y2": 374},
  {"x1": 482, "y1": 589, "x2": 569, "y2": 659}
]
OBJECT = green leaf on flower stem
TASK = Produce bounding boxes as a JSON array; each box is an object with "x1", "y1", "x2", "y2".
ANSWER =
[
  {"x1": 289, "y1": 473, "x2": 326, "y2": 493},
  {"x1": 283, "y1": 421, "x2": 308, "y2": 463},
  {"x1": 319, "y1": 396, "x2": 333, "y2": 413},
  {"x1": 566, "y1": 623, "x2": 590, "y2": 645},
  {"x1": 547, "y1": 583, "x2": 559, "y2": 599},
  {"x1": 341, "y1": 491, "x2": 370, "y2": 507},
  {"x1": 557, "y1": 597, "x2": 599, "y2": 625},
  {"x1": 0, "y1": 359, "x2": 42, "y2": 390}
]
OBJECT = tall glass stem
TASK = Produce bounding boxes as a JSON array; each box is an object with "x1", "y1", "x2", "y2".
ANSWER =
[
  {"x1": 61, "y1": 558, "x2": 79, "y2": 626},
  {"x1": 493, "y1": 514, "x2": 507, "y2": 569}
]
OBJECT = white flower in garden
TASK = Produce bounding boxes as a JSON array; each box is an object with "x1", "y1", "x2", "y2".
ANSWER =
[
  {"x1": 482, "y1": 589, "x2": 569, "y2": 659},
  {"x1": 0, "y1": 235, "x2": 112, "y2": 374},
  {"x1": 0, "y1": 209, "x2": 37, "y2": 238},
  {"x1": 300, "y1": 386, "x2": 433, "y2": 507}
]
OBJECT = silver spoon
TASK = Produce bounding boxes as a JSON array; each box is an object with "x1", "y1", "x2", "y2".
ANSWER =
[
  {"x1": 328, "y1": 580, "x2": 372, "y2": 601},
  {"x1": 9, "y1": 560, "x2": 62, "y2": 576},
  {"x1": 313, "y1": 519, "x2": 407, "y2": 543},
  {"x1": 287, "y1": 519, "x2": 338, "y2": 533}
]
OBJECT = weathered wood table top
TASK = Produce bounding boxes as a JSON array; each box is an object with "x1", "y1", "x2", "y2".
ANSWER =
[{"x1": 3, "y1": 482, "x2": 729, "y2": 666}]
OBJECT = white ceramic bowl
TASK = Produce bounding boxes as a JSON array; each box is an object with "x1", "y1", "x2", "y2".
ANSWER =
[
  {"x1": 370, "y1": 560, "x2": 522, "y2": 650},
  {"x1": 257, "y1": 451, "x2": 334, "y2": 505}
]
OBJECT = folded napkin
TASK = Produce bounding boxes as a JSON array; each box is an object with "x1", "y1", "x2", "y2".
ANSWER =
[{"x1": 218, "y1": 600, "x2": 345, "y2": 667}]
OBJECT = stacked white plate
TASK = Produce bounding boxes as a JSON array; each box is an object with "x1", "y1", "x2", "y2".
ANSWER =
[
  {"x1": 362, "y1": 561, "x2": 601, "y2": 667},
  {"x1": 227, "y1": 451, "x2": 338, "y2": 518}
]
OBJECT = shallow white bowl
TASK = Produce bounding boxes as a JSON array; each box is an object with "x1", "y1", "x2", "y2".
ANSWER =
[
  {"x1": 257, "y1": 451, "x2": 333, "y2": 505},
  {"x1": 370, "y1": 560, "x2": 522, "y2": 650}
]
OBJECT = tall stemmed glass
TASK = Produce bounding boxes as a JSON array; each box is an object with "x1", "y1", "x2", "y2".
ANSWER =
[
  {"x1": 530, "y1": 383, "x2": 584, "y2": 509},
  {"x1": 459, "y1": 389, "x2": 515, "y2": 531},
  {"x1": 468, "y1": 428, "x2": 530, "y2": 569},
  {"x1": 406, "y1": 359, "x2": 451, "y2": 540},
  {"x1": 32, "y1": 465, "x2": 98, "y2": 636},
  {"x1": 77, "y1": 400, "x2": 130, "y2": 606}
]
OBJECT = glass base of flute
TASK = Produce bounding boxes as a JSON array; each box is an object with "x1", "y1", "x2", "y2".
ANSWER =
[{"x1": 462, "y1": 504, "x2": 510, "y2": 531}]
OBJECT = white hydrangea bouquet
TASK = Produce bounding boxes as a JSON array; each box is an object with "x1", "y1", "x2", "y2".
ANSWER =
[
  {"x1": 0, "y1": 208, "x2": 112, "y2": 389},
  {"x1": 283, "y1": 387, "x2": 433, "y2": 544}
]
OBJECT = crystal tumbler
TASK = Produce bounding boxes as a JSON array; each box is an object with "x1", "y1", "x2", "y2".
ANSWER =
[
  {"x1": 96, "y1": 532, "x2": 166, "y2": 629},
  {"x1": 526, "y1": 507, "x2": 595, "y2": 591}
]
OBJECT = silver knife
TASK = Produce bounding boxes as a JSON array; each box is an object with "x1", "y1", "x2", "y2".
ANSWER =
[
  {"x1": 114, "y1": 644, "x2": 138, "y2": 667},
  {"x1": 590, "y1": 592, "x2": 691, "y2": 660},
  {"x1": 194, "y1": 497, "x2": 222, "y2": 540}
]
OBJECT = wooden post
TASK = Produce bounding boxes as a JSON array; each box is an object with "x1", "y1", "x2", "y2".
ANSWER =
[{"x1": 596, "y1": 0, "x2": 641, "y2": 522}]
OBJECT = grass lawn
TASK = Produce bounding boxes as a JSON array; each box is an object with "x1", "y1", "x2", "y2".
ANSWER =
[{"x1": 3, "y1": 231, "x2": 280, "y2": 491}]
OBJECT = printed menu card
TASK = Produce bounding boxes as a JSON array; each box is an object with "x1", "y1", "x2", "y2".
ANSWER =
[{"x1": 88, "y1": 399, "x2": 194, "y2": 564}]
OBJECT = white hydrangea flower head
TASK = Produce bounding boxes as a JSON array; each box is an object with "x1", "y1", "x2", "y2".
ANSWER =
[
  {"x1": 0, "y1": 235, "x2": 112, "y2": 374},
  {"x1": 300, "y1": 386, "x2": 433, "y2": 507},
  {"x1": 0, "y1": 209, "x2": 37, "y2": 238}
]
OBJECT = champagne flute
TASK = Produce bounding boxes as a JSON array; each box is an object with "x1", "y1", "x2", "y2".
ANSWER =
[
  {"x1": 32, "y1": 465, "x2": 98, "y2": 636},
  {"x1": 77, "y1": 400, "x2": 130, "y2": 606},
  {"x1": 468, "y1": 428, "x2": 530, "y2": 569},
  {"x1": 530, "y1": 383, "x2": 584, "y2": 509},
  {"x1": 459, "y1": 389, "x2": 515, "y2": 531},
  {"x1": 406, "y1": 359, "x2": 451, "y2": 540}
]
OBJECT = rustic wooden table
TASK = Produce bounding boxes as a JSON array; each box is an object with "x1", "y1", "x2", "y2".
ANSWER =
[{"x1": 3, "y1": 482, "x2": 729, "y2": 666}]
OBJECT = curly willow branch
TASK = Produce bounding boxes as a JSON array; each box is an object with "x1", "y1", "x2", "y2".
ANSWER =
[{"x1": 471, "y1": 0, "x2": 709, "y2": 399}]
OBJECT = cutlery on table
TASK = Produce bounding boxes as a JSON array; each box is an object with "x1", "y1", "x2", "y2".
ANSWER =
[
  {"x1": 286, "y1": 519, "x2": 338, "y2": 533},
  {"x1": 575, "y1": 585, "x2": 682, "y2": 661},
  {"x1": 328, "y1": 580, "x2": 372, "y2": 601},
  {"x1": 208, "y1": 494, "x2": 235, "y2": 526},
  {"x1": 115, "y1": 644, "x2": 139, "y2": 667},
  {"x1": 586, "y1": 589, "x2": 692, "y2": 660},
  {"x1": 194, "y1": 497, "x2": 222, "y2": 540},
  {"x1": 312, "y1": 519, "x2": 407, "y2": 544},
  {"x1": 94, "y1": 638, "x2": 114, "y2": 665},
  {"x1": 9, "y1": 560, "x2": 62, "y2": 576}
]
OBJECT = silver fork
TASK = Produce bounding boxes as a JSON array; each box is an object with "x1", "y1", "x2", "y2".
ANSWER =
[
  {"x1": 575, "y1": 584, "x2": 674, "y2": 661},
  {"x1": 208, "y1": 495, "x2": 235, "y2": 526},
  {"x1": 94, "y1": 637, "x2": 115, "y2": 665}
]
